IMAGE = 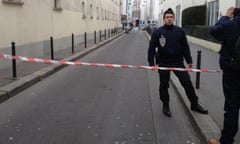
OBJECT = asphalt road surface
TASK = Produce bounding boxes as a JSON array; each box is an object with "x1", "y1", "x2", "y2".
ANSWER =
[{"x1": 0, "y1": 31, "x2": 203, "y2": 144}]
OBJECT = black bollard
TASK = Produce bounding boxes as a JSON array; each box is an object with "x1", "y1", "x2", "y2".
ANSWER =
[
  {"x1": 196, "y1": 50, "x2": 202, "y2": 89},
  {"x1": 72, "y1": 33, "x2": 74, "y2": 54},
  {"x1": 99, "y1": 30, "x2": 101, "y2": 42},
  {"x1": 94, "y1": 31, "x2": 96, "y2": 44},
  {"x1": 84, "y1": 32, "x2": 87, "y2": 48},
  {"x1": 50, "y1": 36, "x2": 54, "y2": 60},
  {"x1": 11, "y1": 42, "x2": 17, "y2": 78},
  {"x1": 104, "y1": 29, "x2": 106, "y2": 40}
]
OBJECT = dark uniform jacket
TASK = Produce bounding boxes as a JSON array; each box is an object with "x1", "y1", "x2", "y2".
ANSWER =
[
  {"x1": 148, "y1": 24, "x2": 192, "y2": 66},
  {"x1": 210, "y1": 16, "x2": 240, "y2": 72}
]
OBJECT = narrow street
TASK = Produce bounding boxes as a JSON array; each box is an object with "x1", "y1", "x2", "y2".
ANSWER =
[{"x1": 0, "y1": 31, "x2": 202, "y2": 144}]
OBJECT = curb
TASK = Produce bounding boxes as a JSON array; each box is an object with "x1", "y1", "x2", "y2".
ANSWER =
[
  {"x1": 170, "y1": 75, "x2": 221, "y2": 143},
  {"x1": 0, "y1": 32, "x2": 124, "y2": 103},
  {"x1": 144, "y1": 31, "x2": 221, "y2": 144},
  {"x1": 187, "y1": 36, "x2": 221, "y2": 53}
]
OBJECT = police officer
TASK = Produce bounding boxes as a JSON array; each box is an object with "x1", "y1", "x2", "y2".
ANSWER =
[
  {"x1": 147, "y1": 8, "x2": 208, "y2": 117},
  {"x1": 208, "y1": 7, "x2": 240, "y2": 144}
]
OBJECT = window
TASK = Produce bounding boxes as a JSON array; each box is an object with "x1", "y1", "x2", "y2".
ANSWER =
[
  {"x1": 175, "y1": 5, "x2": 181, "y2": 26},
  {"x1": 236, "y1": 0, "x2": 240, "y2": 7},
  {"x1": 109, "y1": 12, "x2": 111, "y2": 21},
  {"x1": 96, "y1": 6, "x2": 99, "y2": 20},
  {"x1": 102, "y1": 8, "x2": 104, "y2": 20},
  {"x1": 2, "y1": 0, "x2": 23, "y2": 5},
  {"x1": 107, "y1": 11, "x2": 110, "y2": 20},
  {"x1": 53, "y1": 0, "x2": 62, "y2": 11},
  {"x1": 105, "y1": 10, "x2": 106, "y2": 20},
  {"x1": 208, "y1": 0, "x2": 219, "y2": 26},
  {"x1": 82, "y1": 1, "x2": 86, "y2": 19},
  {"x1": 90, "y1": 4, "x2": 93, "y2": 19}
]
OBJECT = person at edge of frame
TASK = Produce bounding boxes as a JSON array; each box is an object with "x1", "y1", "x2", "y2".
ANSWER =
[
  {"x1": 147, "y1": 8, "x2": 208, "y2": 118},
  {"x1": 208, "y1": 7, "x2": 240, "y2": 144}
]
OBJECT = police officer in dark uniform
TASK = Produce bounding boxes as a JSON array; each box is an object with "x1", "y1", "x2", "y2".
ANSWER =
[
  {"x1": 208, "y1": 7, "x2": 240, "y2": 144},
  {"x1": 147, "y1": 8, "x2": 208, "y2": 117}
]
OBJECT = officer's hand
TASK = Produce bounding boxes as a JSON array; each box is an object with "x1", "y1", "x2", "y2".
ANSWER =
[
  {"x1": 149, "y1": 64, "x2": 159, "y2": 71},
  {"x1": 188, "y1": 64, "x2": 193, "y2": 69},
  {"x1": 149, "y1": 63, "x2": 155, "y2": 67}
]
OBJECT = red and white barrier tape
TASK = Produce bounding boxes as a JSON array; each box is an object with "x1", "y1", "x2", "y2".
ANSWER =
[{"x1": 0, "y1": 53, "x2": 221, "y2": 73}]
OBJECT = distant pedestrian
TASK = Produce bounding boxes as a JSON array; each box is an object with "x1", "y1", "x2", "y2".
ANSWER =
[
  {"x1": 147, "y1": 8, "x2": 208, "y2": 117},
  {"x1": 208, "y1": 7, "x2": 240, "y2": 144}
]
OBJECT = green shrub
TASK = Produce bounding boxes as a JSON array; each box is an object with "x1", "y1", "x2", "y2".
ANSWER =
[
  {"x1": 183, "y1": 25, "x2": 220, "y2": 43},
  {"x1": 182, "y1": 5, "x2": 206, "y2": 26}
]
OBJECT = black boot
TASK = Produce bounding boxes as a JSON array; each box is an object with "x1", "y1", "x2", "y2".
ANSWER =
[
  {"x1": 191, "y1": 103, "x2": 208, "y2": 114},
  {"x1": 162, "y1": 103, "x2": 171, "y2": 117}
]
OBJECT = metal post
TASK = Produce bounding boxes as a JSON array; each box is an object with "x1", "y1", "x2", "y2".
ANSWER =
[
  {"x1": 50, "y1": 36, "x2": 54, "y2": 60},
  {"x1": 196, "y1": 50, "x2": 202, "y2": 89},
  {"x1": 72, "y1": 33, "x2": 74, "y2": 54},
  {"x1": 99, "y1": 30, "x2": 101, "y2": 42},
  {"x1": 104, "y1": 29, "x2": 106, "y2": 40},
  {"x1": 11, "y1": 42, "x2": 17, "y2": 78},
  {"x1": 84, "y1": 32, "x2": 87, "y2": 48},
  {"x1": 94, "y1": 31, "x2": 96, "y2": 44}
]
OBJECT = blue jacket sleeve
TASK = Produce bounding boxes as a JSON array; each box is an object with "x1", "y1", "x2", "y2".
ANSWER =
[
  {"x1": 182, "y1": 31, "x2": 192, "y2": 64},
  {"x1": 210, "y1": 16, "x2": 230, "y2": 41},
  {"x1": 148, "y1": 31, "x2": 158, "y2": 66}
]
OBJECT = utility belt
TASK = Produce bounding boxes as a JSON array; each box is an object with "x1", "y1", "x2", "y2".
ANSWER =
[{"x1": 155, "y1": 54, "x2": 182, "y2": 65}]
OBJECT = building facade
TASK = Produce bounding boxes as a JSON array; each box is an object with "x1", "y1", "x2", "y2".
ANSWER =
[
  {"x1": 0, "y1": 0, "x2": 121, "y2": 58},
  {"x1": 157, "y1": 0, "x2": 240, "y2": 26},
  {"x1": 126, "y1": 0, "x2": 131, "y2": 22},
  {"x1": 132, "y1": 0, "x2": 140, "y2": 21},
  {"x1": 121, "y1": 0, "x2": 128, "y2": 16},
  {"x1": 158, "y1": 0, "x2": 206, "y2": 26}
]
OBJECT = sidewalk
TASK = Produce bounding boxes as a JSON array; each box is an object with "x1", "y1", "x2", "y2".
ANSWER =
[
  {"x1": 0, "y1": 32, "x2": 124, "y2": 102},
  {"x1": 174, "y1": 39, "x2": 239, "y2": 143}
]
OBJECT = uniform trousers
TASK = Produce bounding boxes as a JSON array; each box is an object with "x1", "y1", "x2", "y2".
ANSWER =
[
  {"x1": 158, "y1": 62, "x2": 198, "y2": 106},
  {"x1": 220, "y1": 72, "x2": 240, "y2": 144}
]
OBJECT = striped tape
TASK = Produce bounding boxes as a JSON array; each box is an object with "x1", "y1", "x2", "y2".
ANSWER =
[{"x1": 0, "y1": 53, "x2": 221, "y2": 73}]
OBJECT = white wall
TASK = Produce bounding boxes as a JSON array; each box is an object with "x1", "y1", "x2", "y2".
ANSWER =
[{"x1": 0, "y1": 0, "x2": 120, "y2": 49}]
